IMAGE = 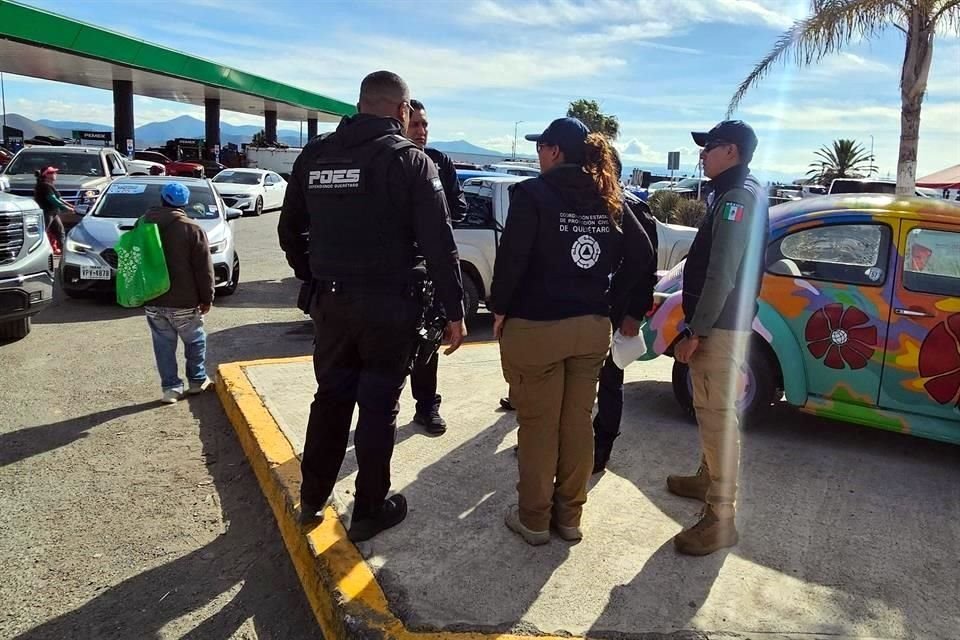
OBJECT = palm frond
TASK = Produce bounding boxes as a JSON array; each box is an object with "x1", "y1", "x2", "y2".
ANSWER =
[
  {"x1": 931, "y1": 0, "x2": 960, "y2": 31},
  {"x1": 728, "y1": 0, "x2": 904, "y2": 116}
]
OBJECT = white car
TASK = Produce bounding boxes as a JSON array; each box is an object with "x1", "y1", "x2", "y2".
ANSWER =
[
  {"x1": 61, "y1": 177, "x2": 242, "y2": 299},
  {"x1": 211, "y1": 168, "x2": 286, "y2": 216},
  {"x1": 124, "y1": 158, "x2": 166, "y2": 176}
]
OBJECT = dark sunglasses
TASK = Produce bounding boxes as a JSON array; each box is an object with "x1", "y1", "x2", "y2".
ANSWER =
[
  {"x1": 703, "y1": 140, "x2": 732, "y2": 153},
  {"x1": 536, "y1": 141, "x2": 556, "y2": 152}
]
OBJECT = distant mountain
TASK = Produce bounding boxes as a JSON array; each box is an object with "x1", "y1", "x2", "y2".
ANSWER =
[
  {"x1": 134, "y1": 115, "x2": 304, "y2": 147},
  {"x1": 36, "y1": 119, "x2": 112, "y2": 133},
  {"x1": 2, "y1": 113, "x2": 65, "y2": 139},
  {"x1": 431, "y1": 140, "x2": 504, "y2": 156}
]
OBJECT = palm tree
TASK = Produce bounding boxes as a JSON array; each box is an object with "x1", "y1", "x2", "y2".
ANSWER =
[
  {"x1": 807, "y1": 138, "x2": 873, "y2": 184},
  {"x1": 728, "y1": 0, "x2": 960, "y2": 195}
]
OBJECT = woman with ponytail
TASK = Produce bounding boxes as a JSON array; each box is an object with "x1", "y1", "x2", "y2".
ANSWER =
[{"x1": 490, "y1": 117, "x2": 656, "y2": 546}]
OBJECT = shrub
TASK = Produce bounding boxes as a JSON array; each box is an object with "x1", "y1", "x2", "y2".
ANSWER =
[
  {"x1": 648, "y1": 190, "x2": 682, "y2": 223},
  {"x1": 673, "y1": 199, "x2": 707, "y2": 227}
]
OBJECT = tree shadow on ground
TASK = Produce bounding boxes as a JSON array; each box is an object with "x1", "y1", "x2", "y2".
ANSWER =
[
  {"x1": 205, "y1": 320, "x2": 313, "y2": 367},
  {"x1": 0, "y1": 402, "x2": 158, "y2": 468},
  {"x1": 213, "y1": 277, "x2": 302, "y2": 311},
  {"x1": 14, "y1": 393, "x2": 321, "y2": 640}
]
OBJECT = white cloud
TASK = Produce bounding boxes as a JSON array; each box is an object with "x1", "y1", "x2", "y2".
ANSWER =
[
  {"x1": 743, "y1": 100, "x2": 960, "y2": 134},
  {"x1": 467, "y1": 0, "x2": 802, "y2": 30}
]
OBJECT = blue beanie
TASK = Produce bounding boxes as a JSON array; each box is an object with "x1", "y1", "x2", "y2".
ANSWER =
[{"x1": 161, "y1": 182, "x2": 190, "y2": 207}]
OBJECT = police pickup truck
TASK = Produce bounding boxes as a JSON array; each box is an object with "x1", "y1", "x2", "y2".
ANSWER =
[{"x1": 455, "y1": 175, "x2": 696, "y2": 319}]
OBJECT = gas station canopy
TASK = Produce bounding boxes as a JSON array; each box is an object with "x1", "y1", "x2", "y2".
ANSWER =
[{"x1": 0, "y1": 0, "x2": 356, "y2": 123}]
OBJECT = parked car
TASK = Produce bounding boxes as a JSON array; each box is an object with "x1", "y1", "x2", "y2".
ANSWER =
[
  {"x1": 455, "y1": 169, "x2": 501, "y2": 185},
  {"x1": 639, "y1": 194, "x2": 960, "y2": 444},
  {"x1": 133, "y1": 150, "x2": 204, "y2": 178},
  {"x1": 0, "y1": 145, "x2": 131, "y2": 227},
  {"x1": 60, "y1": 176, "x2": 242, "y2": 299},
  {"x1": 829, "y1": 177, "x2": 937, "y2": 198},
  {"x1": 485, "y1": 162, "x2": 540, "y2": 177},
  {"x1": 211, "y1": 168, "x2": 286, "y2": 216},
  {"x1": 124, "y1": 158, "x2": 165, "y2": 176},
  {"x1": 0, "y1": 192, "x2": 54, "y2": 340},
  {"x1": 455, "y1": 175, "x2": 696, "y2": 318}
]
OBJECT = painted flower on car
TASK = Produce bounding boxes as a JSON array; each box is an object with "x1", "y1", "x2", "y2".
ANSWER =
[
  {"x1": 805, "y1": 303, "x2": 877, "y2": 370},
  {"x1": 918, "y1": 313, "x2": 960, "y2": 408}
]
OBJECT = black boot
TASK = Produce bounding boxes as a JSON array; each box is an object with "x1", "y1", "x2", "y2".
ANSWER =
[
  {"x1": 413, "y1": 407, "x2": 447, "y2": 435},
  {"x1": 592, "y1": 433, "x2": 620, "y2": 474},
  {"x1": 348, "y1": 495, "x2": 408, "y2": 542}
]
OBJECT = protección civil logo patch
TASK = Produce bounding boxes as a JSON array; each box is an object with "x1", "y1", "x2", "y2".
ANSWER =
[{"x1": 723, "y1": 201, "x2": 744, "y2": 222}]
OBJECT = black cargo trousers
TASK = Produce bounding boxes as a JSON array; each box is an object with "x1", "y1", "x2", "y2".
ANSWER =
[{"x1": 300, "y1": 283, "x2": 420, "y2": 519}]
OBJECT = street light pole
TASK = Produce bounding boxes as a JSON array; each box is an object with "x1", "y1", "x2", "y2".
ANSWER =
[
  {"x1": 1, "y1": 72, "x2": 6, "y2": 147},
  {"x1": 513, "y1": 120, "x2": 524, "y2": 160}
]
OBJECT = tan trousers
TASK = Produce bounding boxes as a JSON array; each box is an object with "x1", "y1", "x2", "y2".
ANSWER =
[
  {"x1": 689, "y1": 329, "x2": 748, "y2": 518},
  {"x1": 500, "y1": 315, "x2": 611, "y2": 531}
]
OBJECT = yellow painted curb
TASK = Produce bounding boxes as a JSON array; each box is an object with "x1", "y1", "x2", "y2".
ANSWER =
[{"x1": 216, "y1": 355, "x2": 579, "y2": 640}]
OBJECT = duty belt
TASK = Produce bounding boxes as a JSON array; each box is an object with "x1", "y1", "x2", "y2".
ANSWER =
[{"x1": 313, "y1": 279, "x2": 418, "y2": 297}]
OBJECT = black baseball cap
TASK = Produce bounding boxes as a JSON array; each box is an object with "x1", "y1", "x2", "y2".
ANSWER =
[
  {"x1": 691, "y1": 120, "x2": 758, "y2": 161},
  {"x1": 525, "y1": 117, "x2": 590, "y2": 163}
]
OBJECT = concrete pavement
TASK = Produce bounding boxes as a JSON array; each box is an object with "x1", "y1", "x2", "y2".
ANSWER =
[{"x1": 218, "y1": 342, "x2": 960, "y2": 639}]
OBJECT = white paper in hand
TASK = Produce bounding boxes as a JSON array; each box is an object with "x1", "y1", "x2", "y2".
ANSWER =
[{"x1": 611, "y1": 329, "x2": 647, "y2": 369}]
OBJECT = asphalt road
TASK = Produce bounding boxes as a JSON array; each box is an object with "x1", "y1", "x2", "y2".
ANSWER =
[{"x1": 0, "y1": 211, "x2": 495, "y2": 639}]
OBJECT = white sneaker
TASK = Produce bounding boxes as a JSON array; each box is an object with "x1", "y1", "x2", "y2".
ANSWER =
[
  {"x1": 186, "y1": 378, "x2": 213, "y2": 395},
  {"x1": 161, "y1": 389, "x2": 183, "y2": 404}
]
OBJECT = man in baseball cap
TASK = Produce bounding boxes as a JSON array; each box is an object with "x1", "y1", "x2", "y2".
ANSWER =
[
  {"x1": 690, "y1": 120, "x2": 758, "y2": 164},
  {"x1": 667, "y1": 118, "x2": 768, "y2": 556},
  {"x1": 160, "y1": 181, "x2": 191, "y2": 208},
  {"x1": 525, "y1": 117, "x2": 590, "y2": 164}
]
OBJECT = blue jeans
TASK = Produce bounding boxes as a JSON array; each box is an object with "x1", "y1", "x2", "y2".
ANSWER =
[{"x1": 145, "y1": 306, "x2": 207, "y2": 392}]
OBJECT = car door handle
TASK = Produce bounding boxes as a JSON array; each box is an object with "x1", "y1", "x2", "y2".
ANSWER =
[{"x1": 894, "y1": 307, "x2": 935, "y2": 318}]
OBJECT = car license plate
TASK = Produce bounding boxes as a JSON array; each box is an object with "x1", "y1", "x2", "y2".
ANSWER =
[{"x1": 80, "y1": 266, "x2": 111, "y2": 280}]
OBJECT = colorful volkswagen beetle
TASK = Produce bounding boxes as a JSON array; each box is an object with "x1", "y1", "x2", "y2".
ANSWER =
[{"x1": 640, "y1": 194, "x2": 960, "y2": 444}]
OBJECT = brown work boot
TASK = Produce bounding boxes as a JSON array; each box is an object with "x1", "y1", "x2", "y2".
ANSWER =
[
  {"x1": 674, "y1": 506, "x2": 738, "y2": 556},
  {"x1": 666, "y1": 464, "x2": 710, "y2": 502}
]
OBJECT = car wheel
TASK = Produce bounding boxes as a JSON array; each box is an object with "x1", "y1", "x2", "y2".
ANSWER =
[
  {"x1": 220, "y1": 254, "x2": 240, "y2": 296},
  {"x1": 463, "y1": 274, "x2": 480, "y2": 320},
  {"x1": 253, "y1": 197, "x2": 263, "y2": 217},
  {"x1": 0, "y1": 317, "x2": 31, "y2": 340},
  {"x1": 671, "y1": 344, "x2": 778, "y2": 422}
]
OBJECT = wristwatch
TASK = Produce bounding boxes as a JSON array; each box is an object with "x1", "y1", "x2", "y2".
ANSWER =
[{"x1": 680, "y1": 326, "x2": 695, "y2": 340}]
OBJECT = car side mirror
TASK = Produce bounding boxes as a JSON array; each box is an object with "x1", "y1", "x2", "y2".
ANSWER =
[
  {"x1": 225, "y1": 207, "x2": 243, "y2": 220},
  {"x1": 111, "y1": 166, "x2": 126, "y2": 177}
]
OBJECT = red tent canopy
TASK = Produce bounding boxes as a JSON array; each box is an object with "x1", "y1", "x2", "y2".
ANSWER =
[{"x1": 917, "y1": 164, "x2": 960, "y2": 189}]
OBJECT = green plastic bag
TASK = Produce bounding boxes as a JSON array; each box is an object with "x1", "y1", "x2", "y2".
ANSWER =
[{"x1": 115, "y1": 218, "x2": 170, "y2": 308}]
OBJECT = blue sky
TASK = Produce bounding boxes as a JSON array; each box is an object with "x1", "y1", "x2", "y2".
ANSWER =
[{"x1": 4, "y1": 0, "x2": 959, "y2": 180}]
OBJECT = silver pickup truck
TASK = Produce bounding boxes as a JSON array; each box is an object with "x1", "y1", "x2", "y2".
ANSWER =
[
  {"x1": 0, "y1": 192, "x2": 54, "y2": 340},
  {"x1": 0, "y1": 145, "x2": 130, "y2": 229}
]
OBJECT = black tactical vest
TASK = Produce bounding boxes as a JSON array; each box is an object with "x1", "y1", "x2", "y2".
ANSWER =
[{"x1": 303, "y1": 132, "x2": 418, "y2": 283}]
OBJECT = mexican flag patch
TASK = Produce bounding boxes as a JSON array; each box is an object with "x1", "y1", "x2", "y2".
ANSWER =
[{"x1": 723, "y1": 201, "x2": 744, "y2": 222}]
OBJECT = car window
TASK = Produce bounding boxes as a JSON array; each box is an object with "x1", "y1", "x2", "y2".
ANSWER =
[
  {"x1": 768, "y1": 223, "x2": 891, "y2": 286},
  {"x1": 459, "y1": 181, "x2": 495, "y2": 228},
  {"x1": 3, "y1": 151, "x2": 105, "y2": 176},
  {"x1": 903, "y1": 228, "x2": 960, "y2": 296},
  {"x1": 213, "y1": 171, "x2": 261, "y2": 185},
  {"x1": 93, "y1": 182, "x2": 220, "y2": 220},
  {"x1": 830, "y1": 180, "x2": 896, "y2": 195}
]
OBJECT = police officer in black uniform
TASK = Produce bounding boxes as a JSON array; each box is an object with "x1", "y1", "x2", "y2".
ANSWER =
[
  {"x1": 592, "y1": 154, "x2": 659, "y2": 473},
  {"x1": 406, "y1": 99, "x2": 468, "y2": 435},
  {"x1": 278, "y1": 70, "x2": 466, "y2": 542}
]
